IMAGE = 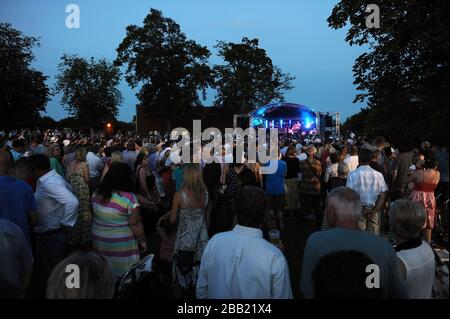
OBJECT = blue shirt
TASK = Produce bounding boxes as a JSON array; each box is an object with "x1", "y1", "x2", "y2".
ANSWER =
[
  {"x1": 264, "y1": 160, "x2": 287, "y2": 195},
  {"x1": 0, "y1": 176, "x2": 36, "y2": 243},
  {"x1": 0, "y1": 218, "x2": 33, "y2": 297},
  {"x1": 10, "y1": 149, "x2": 22, "y2": 162},
  {"x1": 148, "y1": 152, "x2": 159, "y2": 173}
]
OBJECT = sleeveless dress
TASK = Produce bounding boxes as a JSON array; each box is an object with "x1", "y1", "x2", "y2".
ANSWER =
[
  {"x1": 410, "y1": 170, "x2": 438, "y2": 229},
  {"x1": 215, "y1": 167, "x2": 241, "y2": 233},
  {"x1": 67, "y1": 161, "x2": 92, "y2": 246},
  {"x1": 172, "y1": 190, "x2": 209, "y2": 289}
]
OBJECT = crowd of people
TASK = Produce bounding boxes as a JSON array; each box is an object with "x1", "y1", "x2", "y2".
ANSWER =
[{"x1": 0, "y1": 127, "x2": 448, "y2": 299}]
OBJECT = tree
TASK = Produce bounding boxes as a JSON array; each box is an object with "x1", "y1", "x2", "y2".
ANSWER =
[
  {"x1": 328, "y1": 1, "x2": 449, "y2": 146},
  {"x1": 214, "y1": 37, "x2": 294, "y2": 114},
  {"x1": 115, "y1": 9, "x2": 214, "y2": 131},
  {"x1": 55, "y1": 54, "x2": 122, "y2": 127},
  {"x1": 0, "y1": 23, "x2": 51, "y2": 127}
]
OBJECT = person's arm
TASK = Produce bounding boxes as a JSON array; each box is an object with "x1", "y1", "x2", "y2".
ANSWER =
[
  {"x1": 128, "y1": 206, "x2": 146, "y2": 247},
  {"x1": 20, "y1": 233, "x2": 33, "y2": 295},
  {"x1": 46, "y1": 182, "x2": 79, "y2": 228},
  {"x1": 372, "y1": 191, "x2": 386, "y2": 213},
  {"x1": 271, "y1": 254, "x2": 293, "y2": 299},
  {"x1": 83, "y1": 164, "x2": 90, "y2": 185},
  {"x1": 324, "y1": 167, "x2": 330, "y2": 183},
  {"x1": 299, "y1": 237, "x2": 316, "y2": 299},
  {"x1": 139, "y1": 168, "x2": 150, "y2": 196},
  {"x1": 205, "y1": 194, "x2": 212, "y2": 230},
  {"x1": 196, "y1": 242, "x2": 211, "y2": 299},
  {"x1": 169, "y1": 192, "x2": 181, "y2": 224},
  {"x1": 100, "y1": 163, "x2": 109, "y2": 182}
]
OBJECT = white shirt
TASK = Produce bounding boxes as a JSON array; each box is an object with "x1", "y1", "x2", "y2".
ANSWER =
[
  {"x1": 297, "y1": 153, "x2": 307, "y2": 161},
  {"x1": 324, "y1": 163, "x2": 339, "y2": 183},
  {"x1": 344, "y1": 155, "x2": 359, "y2": 172},
  {"x1": 397, "y1": 241, "x2": 435, "y2": 299},
  {"x1": 86, "y1": 151, "x2": 102, "y2": 178},
  {"x1": 34, "y1": 170, "x2": 79, "y2": 234},
  {"x1": 346, "y1": 165, "x2": 387, "y2": 207},
  {"x1": 196, "y1": 225, "x2": 293, "y2": 299}
]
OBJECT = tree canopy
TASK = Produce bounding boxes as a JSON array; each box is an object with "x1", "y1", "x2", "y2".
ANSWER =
[
  {"x1": 115, "y1": 9, "x2": 214, "y2": 131},
  {"x1": 214, "y1": 37, "x2": 294, "y2": 114},
  {"x1": 0, "y1": 23, "x2": 51, "y2": 127},
  {"x1": 55, "y1": 54, "x2": 122, "y2": 127},
  {"x1": 329, "y1": 0, "x2": 449, "y2": 146}
]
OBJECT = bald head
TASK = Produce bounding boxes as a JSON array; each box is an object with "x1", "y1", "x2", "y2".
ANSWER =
[
  {"x1": 0, "y1": 150, "x2": 13, "y2": 175},
  {"x1": 325, "y1": 187, "x2": 362, "y2": 229}
]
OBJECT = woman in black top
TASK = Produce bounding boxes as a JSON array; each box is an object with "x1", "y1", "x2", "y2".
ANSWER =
[{"x1": 283, "y1": 147, "x2": 300, "y2": 214}]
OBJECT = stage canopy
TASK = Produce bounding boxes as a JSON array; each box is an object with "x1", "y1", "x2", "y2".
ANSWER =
[{"x1": 249, "y1": 102, "x2": 317, "y2": 133}]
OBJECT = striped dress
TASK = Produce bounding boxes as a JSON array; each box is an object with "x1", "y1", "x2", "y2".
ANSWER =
[{"x1": 91, "y1": 191, "x2": 140, "y2": 278}]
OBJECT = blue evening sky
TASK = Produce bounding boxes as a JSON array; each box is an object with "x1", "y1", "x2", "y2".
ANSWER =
[{"x1": 0, "y1": 0, "x2": 367, "y2": 122}]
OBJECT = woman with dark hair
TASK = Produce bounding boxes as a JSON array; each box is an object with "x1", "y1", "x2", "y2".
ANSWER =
[
  {"x1": 408, "y1": 159, "x2": 440, "y2": 242},
  {"x1": 215, "y1": 147, "x2": 245, "y2": 234},
  {"x1": 91, "y1": 162, "x2": 147, "y2": 278},
  {"x1": 283, "y1": 146, "x2": 300, "y2": 213}
]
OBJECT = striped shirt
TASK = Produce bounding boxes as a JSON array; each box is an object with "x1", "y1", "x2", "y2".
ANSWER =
[{"x1": 92, "y1": 191, "x2": 140, "y2": 278}]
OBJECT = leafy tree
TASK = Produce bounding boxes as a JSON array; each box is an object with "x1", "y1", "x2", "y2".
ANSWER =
[
  {"x1": 214, "y1": 37, "x2": 294, "y2": 114},
  {"x1": 115, "y1": 9, "x2": 214, "y2": 131},
  {"x1": 329, "y1": 1, "x2": 449, "y2": 146},
  {"x1": 55, "y1": 54, "x2": 122, "y2": 127},
  {"x1": 0, "y1": 23, "x2": 51, "y2": 127}
]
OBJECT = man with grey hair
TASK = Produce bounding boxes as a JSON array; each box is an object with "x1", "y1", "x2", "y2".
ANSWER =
[{"x1": 300, "y1": 187, "x2": 407, "y2": 299}]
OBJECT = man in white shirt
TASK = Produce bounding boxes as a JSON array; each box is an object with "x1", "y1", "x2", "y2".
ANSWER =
[
  {"x1": 346, "y1": 148, "x2": 387, "y2": 235},
  {"x1": 122, "y1": 141, "x2": 138, "y2": 171},
  {"x1": 196, "y1": 186, "x2": 293, "y2": 299},
  {"x1": 344, "y1": 145, "x2": 359, "y2": 172},
  {"x1": 29, "y1": 154, "x2": 79, "y2": 298},
  {"x1": 86, "y1": 145, "x2": 103, "y2": 194}
]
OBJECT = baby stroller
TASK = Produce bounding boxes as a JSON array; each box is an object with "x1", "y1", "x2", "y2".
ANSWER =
[{"x1": 115, "y1": 254, "x2": 161, "y2": 299}]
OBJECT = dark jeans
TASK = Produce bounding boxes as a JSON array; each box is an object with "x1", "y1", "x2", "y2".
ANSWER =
[
  {"x1": 30, "y1": 229, "x2": 70, "y2": 298},
  {"x1": 300, "y1": 193, "x2": 323, "y2": 227}
]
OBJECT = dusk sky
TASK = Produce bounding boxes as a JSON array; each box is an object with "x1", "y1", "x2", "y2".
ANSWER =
[{"x1": 0, "y1": 0, "x2": 367, "y2": 122}]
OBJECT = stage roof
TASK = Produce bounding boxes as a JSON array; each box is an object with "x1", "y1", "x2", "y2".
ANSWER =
[{"x1": 249, "y1": 102, "x2": 317, "y2": 120}]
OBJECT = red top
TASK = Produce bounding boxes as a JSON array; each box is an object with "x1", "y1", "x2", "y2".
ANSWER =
[{"x1": 414, "y1": 182, "x2": 438, "y2": 193}]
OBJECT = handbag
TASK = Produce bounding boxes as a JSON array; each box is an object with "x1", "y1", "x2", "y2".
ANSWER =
[{"x1": 174, "y1": 217, "x2": 205, "y2": 276}]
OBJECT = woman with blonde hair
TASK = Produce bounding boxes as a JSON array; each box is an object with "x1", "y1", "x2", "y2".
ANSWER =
[
  {"x1": 170, "y1": 163, "x2": 210, "y2": 298},
  {"x1": 67, "y1": 147, "x2": 92, "y2": 248}
]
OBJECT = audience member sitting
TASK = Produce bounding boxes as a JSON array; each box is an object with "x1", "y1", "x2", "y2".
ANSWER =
[
  {"x1": 312, "y1": 250, "x2": 382, "y2": 299},
  {"x1": 46, "y1": 251, "x2": 115, "y2": 299}
]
